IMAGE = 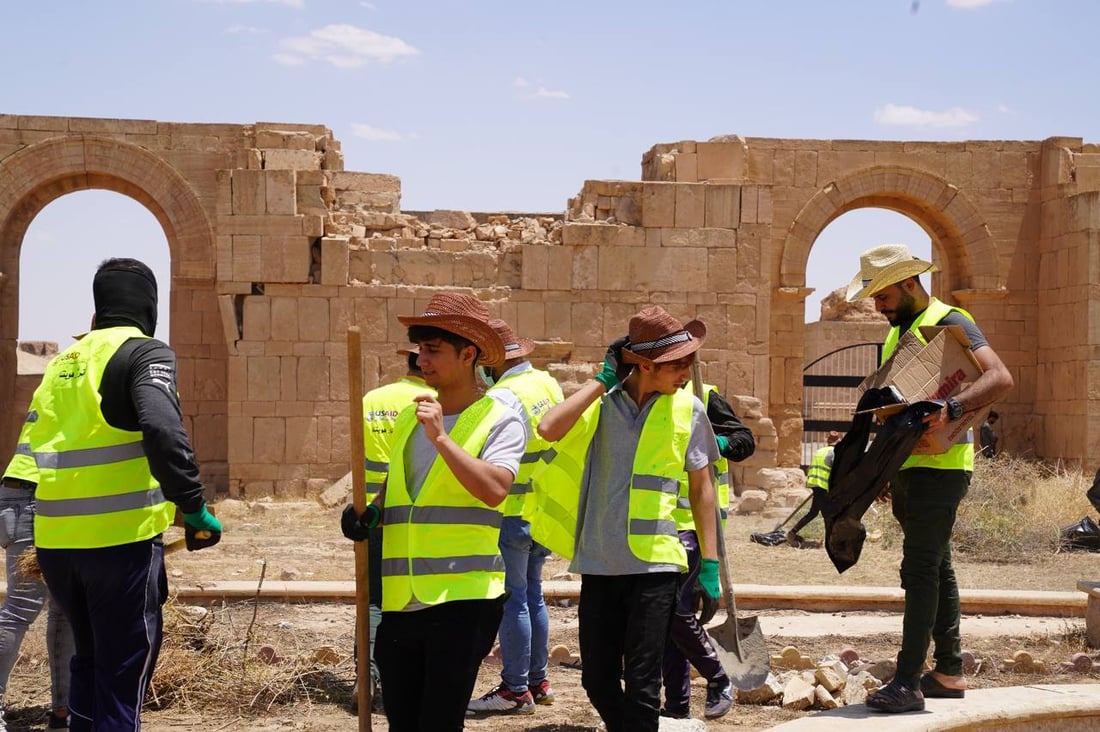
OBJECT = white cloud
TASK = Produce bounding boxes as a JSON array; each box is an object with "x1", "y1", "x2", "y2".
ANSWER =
[
  {"x1": 513, "y1": 76, "x2": 531, "y2": 87},
  {"x1": 360, "y1": 1, "x2": 376, "y2": 7},
  {"x1": 277, "y1": 24, "x2": 419, "y2": 67},
  {"x1": 873, "y1": 103, "x2": 977, "y2": 128},
  {"x1": 351, "y1": 123, "x2": 409, "y2": 142},
  {"x1": 272, "y1": 53, "x2": 305, "y2": 66},
  {"x1": 529, "y1": 86, "x2": 570, "y2": 100},
  {"x1": 996, "y1": 102, "x2": 1012, "y2": 114},
  {"x1": 945, "y1": 0, "x2": 1005, "y2": 9},
  {"x1": 225, "y1": 24, "x2": 266, "y2": 34}
]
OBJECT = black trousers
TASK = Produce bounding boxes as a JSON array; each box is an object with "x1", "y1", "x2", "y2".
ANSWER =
[
  {"x1": 579, "y1": 572, "x2": 678, "y2": 732},
  {"x1": 38, "y1": 540, "x2": 167, "y2": 732},
  {"x1": 375, "y1": 596, "x2": 503, "y2": 731},
  {"x1": 892, "y1": 468, "x2": 970, "y2": 687},
  {"x1": 789, "y1": 487, "x2": 829, "y2": 535}
]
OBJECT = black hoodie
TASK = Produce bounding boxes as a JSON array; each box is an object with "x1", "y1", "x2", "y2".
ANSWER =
[{"x1": 94, "y1": 262, "x2": 205, "y2": 514}]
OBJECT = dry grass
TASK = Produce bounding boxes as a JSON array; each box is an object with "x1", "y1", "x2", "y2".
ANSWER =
[
  {"x1": 862, "y1": 455, "x2": 1097, "y2": 563},
  {"x1": 149, "y1": 564, "x2": 353, "y2": 715}
]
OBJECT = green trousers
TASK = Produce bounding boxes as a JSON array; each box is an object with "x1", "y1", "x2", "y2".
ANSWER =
[{"x1": 891, "y1": 467, "x2": 971, "y2": 687}]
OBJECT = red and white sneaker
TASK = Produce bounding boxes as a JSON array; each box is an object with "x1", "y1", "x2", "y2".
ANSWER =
[
  {"x1": 529, "y1": 678, "x2": 555, "y2": 705},
  {"x1": 467, "y1": 683, "x2": 536, "y2": 715}
]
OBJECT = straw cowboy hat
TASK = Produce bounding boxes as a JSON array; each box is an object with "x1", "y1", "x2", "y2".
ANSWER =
[
  {"x1": 621, "y1": 306, "x2": 707, "y2": 365},
  {"x1": 397, "y1": 292, "x2": 506, "y2": 367},
  {"x1": 827, "y1": 430, "x2": 842, "y2": 445},
  {"x1": 488, "y1": 319, "x2": 536, "y2": 361},
  {"x1": 845, "y1": 244, "x2": 938, "y2": 302}
]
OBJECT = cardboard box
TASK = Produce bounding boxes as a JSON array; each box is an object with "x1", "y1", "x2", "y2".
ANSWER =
[{"x1": 857, "y1": 325, "x2": 987, "y2": 454}]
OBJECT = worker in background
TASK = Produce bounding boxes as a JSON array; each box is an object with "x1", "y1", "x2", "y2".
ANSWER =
[{"x1": 786, "y1": 430, "x2": 841, "y2": 547}]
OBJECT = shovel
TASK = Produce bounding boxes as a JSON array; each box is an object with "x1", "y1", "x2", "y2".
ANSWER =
[{"x1": 691, "y1": 357, "x2": 771, "y2": 691}]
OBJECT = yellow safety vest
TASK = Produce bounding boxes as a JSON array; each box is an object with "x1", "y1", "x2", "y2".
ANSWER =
[
  {"x1": 528, "y1": 389, "x2": 692, "y2": 569},
  {"x1": 3, "y1": 416, "x2": 38, "y2": 483},
  {"x1": 807, "y1": 446, "x2": 832, "y2": 490},
  {"x1": 882, "y1": 297, "x2": 975, "y2": 472},
  {"x1": 362, "y1": 376, "x2": 434, "y2": 497},
  {"x1": 29, "y1": 327, "x2": 173, "y2": 549},
  {"x1": 490, "y1": 368, "x2": 563, "y2": 518},
  {"x1": 672, "y1": 383, "x2": 730, "y2": 531},
  {"x1": 380, "y1": 396, "x2": 508, "y2": 611}
]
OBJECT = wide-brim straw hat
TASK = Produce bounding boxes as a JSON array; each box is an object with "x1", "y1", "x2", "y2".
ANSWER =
[
  {"x1": 845, "y1": 244, "x2": 938, "y2": 302},
  {"x1": 397, "y1": 293, "x2": 506, "y2": 367},
  {"x1": 827, "y1": 430, "x2": 842, "y2": 445},
  {"x1": 621, "y1": 306, "x2": 706, "y2": 365},
  {"x1": 488, "y1": 319, "x2": 535, "y2": 361},
  {"x1": 396, "y1": 345, "x2": 420, "y2": 356}
]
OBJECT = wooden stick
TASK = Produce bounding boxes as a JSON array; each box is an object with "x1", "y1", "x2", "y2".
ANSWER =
[{"x1": 346, "y1": 326, "x2": 372, "y2": 731}]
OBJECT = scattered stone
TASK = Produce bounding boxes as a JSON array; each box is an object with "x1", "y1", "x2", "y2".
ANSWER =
[
  {"x1": 280, "y1": 568, "x2": 301, "y2": 581},
  {"x1": 483, "y1": 644, "x2": 503, "y2": 666},
  {"x1": 169, "y1": 568, "x2": 184, "y2": 578},
  {"x1": 1002, "y1": 650, "x2": 1049, "y2": 674},
  {"x1": 736, "y1": 673, "x2": 783, "y2": 704},
  {"x1": 841, "y1": 670, "x2": 880, "y2": 705},
  {"x1": 781, "y1": 675, "x2": 816, "y2": 711},
  {"x1": 317, "y1": 474, "x2": 350, "y2": 508},
  {"x1": 961, "y1": 649, "x2": 983, "y2": 674},
  {"x1": 551, "y1": 571, "x2": 578, "y2": 581},
  {"x1": 257, "y1": 644, "x2": 282, "y2": 664},
  {"x1": 311, "y1": 646, "x2": 341, "y2": 665},
  {"x1": 839, "y1": 647, "x2": 860, "y2": 666},
  {"x1": 772, "y1": 646, "x2": 815, "y2": 671},
  {"x1": 814, "y1": 661, "x2": 847, "y2": 693},
  {"x1": 813, "y1": 684, "x2": 839, "y2": 710},
  {"x1": 734, "y1": 489, "x2": 768, "y2": 514},
  {"x1": 427, "y1": 210, "x2": 476, "y2": 230},
  {"x1": 861, "y1": 659, "x2": 896, "y2": 684},
  {"x1": 657, "y1": 717, "x2": 706, "y2": 731},
  {"x1": 1060, "y1": 652, "x2": 1097, "y2": 673},
  {"x1": 550, "y1": 645, "x2": 572, "y2": 663}
]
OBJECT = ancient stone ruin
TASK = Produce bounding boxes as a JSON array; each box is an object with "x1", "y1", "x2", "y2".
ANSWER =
[{"x1": 2, "y1": 115, "x2": 1099, "y2": 502}]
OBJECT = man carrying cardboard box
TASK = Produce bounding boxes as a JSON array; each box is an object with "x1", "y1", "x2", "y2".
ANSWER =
[{"x1": 845, "y1": 244, "x2": 1013, "y2": 713}]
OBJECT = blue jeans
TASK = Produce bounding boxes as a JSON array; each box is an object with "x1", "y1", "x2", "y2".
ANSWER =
[
  {"x1": 498, "y1": 516, "x2": 550, "y2": 692},
  {"x1": 0, "y1": 486, "x2": 73, "y2": 712}
]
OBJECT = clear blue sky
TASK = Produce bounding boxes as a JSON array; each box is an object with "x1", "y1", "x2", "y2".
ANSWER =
[{"x1": 5, "y1": 0, "x2": 1099, "y2": 345}]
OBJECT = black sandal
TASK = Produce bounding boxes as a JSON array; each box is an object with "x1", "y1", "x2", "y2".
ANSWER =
[
  {"x1": 866, "y1": 680, "x2": 926, "y2": 713},
  {"x1": 920, "y1": 672, "x2": 966, "y2": 699}
]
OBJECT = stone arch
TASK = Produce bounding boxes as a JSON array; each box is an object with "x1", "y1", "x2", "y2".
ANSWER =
[
  {"x1": 779, "y1": 164, "x2": 1003, "y2": 296},
  {"x1": 0, "y1": 135, "x2": 217, "y2": 458}
]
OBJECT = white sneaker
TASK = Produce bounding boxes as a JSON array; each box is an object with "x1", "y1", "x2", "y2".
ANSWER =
[{"x1": 467, "y1": 683, "x2": 536, "y2": 715}]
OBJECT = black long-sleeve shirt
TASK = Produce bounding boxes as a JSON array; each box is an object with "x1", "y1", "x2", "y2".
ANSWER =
[
  {"x1": 706, "y1": 391, "x2": 755, "y2": 463},
  {"x1": 99, "y1": 337, "x2": 206, "y2": 514}
]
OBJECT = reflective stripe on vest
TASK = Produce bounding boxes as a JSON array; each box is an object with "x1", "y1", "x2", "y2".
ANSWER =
[
  {"x1": 30, "y1": 327, "x2": 173, "y2": 549},
  {"x1": 490, "y1": 368, "x2": 563, "y2": 518},
  {"x1": 3, "y1": 417, "x2": 38, "y2": 484},
  {"x1": 673, "y1": 383, "x2": 730, "y2": 531},
  {"x1": 882, "y1": 297, "x2": 975, "y2": 472},
  {"x1": 807, "y1": 446, "x2": 832, "y2": 490},
  {"x1": 362, "y1": 377, "x2": 434, "y2": 496},
  {"x1": 381, "y1": 396, "x2": 508, "y2": 611},
  {"x1": 528, "y1": 390, "x2": 691, "y2": 569}
]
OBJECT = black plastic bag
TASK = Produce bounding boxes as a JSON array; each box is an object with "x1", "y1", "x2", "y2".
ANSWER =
[
  {"x1": 1059, "y1": 516, "x2": 1100, "y2": 551},
  {"x1": 749, "y1": 529, "x2": 786, "y2": 546}
]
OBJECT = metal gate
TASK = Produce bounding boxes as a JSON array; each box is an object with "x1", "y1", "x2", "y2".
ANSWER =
[{"x1": 801, "y1": 342, "x2": 882, "y2": 467}]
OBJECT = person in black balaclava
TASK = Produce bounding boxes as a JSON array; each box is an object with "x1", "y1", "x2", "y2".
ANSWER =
[{"x1": 27, "y1": 257, "x2": 223, "y2": 731}]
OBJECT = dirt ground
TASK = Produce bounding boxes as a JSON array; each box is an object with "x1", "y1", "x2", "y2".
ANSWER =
[{"x1": 3, "y1": 499, "x2": 1100, "y2": 731}]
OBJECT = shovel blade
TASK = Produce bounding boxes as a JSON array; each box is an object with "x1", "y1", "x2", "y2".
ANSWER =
[{"x1": 708, "y1": 615, "x2": 770, "y2": 691}]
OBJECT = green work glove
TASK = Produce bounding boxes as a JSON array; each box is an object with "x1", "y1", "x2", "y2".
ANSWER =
[
  {"x1": 715, "y1": 435, "x2": 730, "y2": 454},
  {"x1": 182, "y1": 505, "x2": 223, "y2": 551},
  {"x1": 594, "y1": 336, "x2": 630, "y2": 390},
  {"x1": 699, "y1": 557, "x2": 721, "y2": 600}
]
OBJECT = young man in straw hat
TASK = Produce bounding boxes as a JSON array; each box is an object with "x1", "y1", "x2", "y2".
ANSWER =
[
  {"x1": 846, "y1": 244, "x2": 1013, "y2": 713},
  {"x1": 467, "y1": 319, "x2": 563, "y2": 716},
  {"x1": 340, "y1": 292, "x2": 526, "y2": 731},
  {"x1": 536, "y1": 305, "x2": 722, "y2": 732},
  {"x1": 350, "y1": 346, "x2": 435, "y2": 714}
]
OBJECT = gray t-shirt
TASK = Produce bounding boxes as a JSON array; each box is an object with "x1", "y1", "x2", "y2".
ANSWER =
[
  {"x1": 405, "y1": 406, "x2": 526, "y2": 502},
  {"x1": 570, "y1": 386, "x2": 719, "y2": 576}
]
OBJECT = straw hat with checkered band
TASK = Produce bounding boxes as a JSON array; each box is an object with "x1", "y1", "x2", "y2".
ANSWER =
[
  {"x1": 621, "y1": 306, "x2": 707, "y2": 365},
  {"x1": 397, "y1": 293, "x2": 506, "y2": 367},
  {"x1": 488, "y1": 319, "x2": 535, "y2": 361},
  {"x1": 845, "y1": 244, "x2": 938, "y2": 302}
]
